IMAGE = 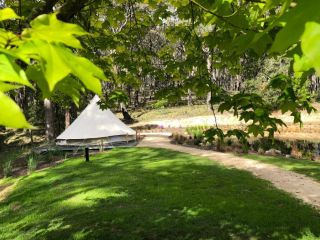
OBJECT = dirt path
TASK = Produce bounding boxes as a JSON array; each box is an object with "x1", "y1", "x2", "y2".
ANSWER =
[{"x1": 139, "y1": 135, "x2": 320, "y2": 210}]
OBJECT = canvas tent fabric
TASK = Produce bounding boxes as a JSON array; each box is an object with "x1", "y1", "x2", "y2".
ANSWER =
[{"x1": 56, "y1": 96, "x2": 136, "y2": 147}]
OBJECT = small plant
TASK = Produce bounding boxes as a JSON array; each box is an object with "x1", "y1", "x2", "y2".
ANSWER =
[
  {"x1": 43, "y1": 148, "x2": 64, "y2": 162},
  {"x1": 251, "y1": 138, "x2": 291, "y2": 154},
  {"x1": 204, "y1": 127, "x2": 225, "y2": 151},
  {"x1": 186, "y1": 125, "x2": 210, "y2": 139},
  {"x1": 27, "y1": 154, "x2": 38, "y2": 173},
  {"x1": 151, "y1": 99, "x2": 169, "y2": 109},
  {"x1": 2, "y1": 160, "x2": 13, "y2": 178}
]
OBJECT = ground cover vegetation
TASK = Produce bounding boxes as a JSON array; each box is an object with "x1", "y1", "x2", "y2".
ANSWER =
[
  {"x1": 1, "y1": 0, "x2": 320, "y2": 192},
  {"x1": 1, "y1": 148, "x2": 320, "y2": 239}
]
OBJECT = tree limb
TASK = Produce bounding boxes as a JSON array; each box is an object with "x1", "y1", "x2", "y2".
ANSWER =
[
  {"x1": 27, "y1": 0, "x2": 59, "y2": 22},
  {"x1": 27, "y1": 0, "x2": 91, "y2": 22},
  {"x1": 56, "y1": 0, "x2": 91, "y2": 22}
]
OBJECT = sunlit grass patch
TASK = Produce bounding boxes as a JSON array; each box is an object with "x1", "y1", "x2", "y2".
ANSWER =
[{"x1": 0, "y1": 147, "x2": 320, "y2": 239}]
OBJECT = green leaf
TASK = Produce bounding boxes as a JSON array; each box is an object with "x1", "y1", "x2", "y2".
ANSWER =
[
  {"x1": 269, "y1": 74, "x2": 287, "y2": 90},
  {"x1": 299, "y1": 22, "x2": 320, "y2": 75},
  {"x1": 248, "y1": 124, "x2": 263, "y2": 137},
  {"x1": 22, "y1": 41, "x2": 71, "y2": 91},
  {"x1": 293, "y1": 54, "x2": 311, "y2": 76},
  {"x1": 0, "y1": 54, "x2": 32, "y2": 88},
  {"x1": 27, "y1": 65, "x2": 85, "y2": 105},
  {"x1": 61, "y1": 49, "x2": 106, "y2": 95},
  {"x1": 254, "y1": 108, "x2": 265, "y2": 117},
  {"x1": 55, "y1": 77, "x2": 85, "y2": 107},
  {"x1": 0, "y1": 47, "x2": 30, "y2": 64},
  {"x1": 26, "y1": 65, "x2": 50, "y2": 97},
  {"x1": 0, "y1": 29, "x2": 22, "y2": 48},
  {"x1": 24, "y1": 41, "x2": 106, "y2": 95},
  {"x1": 22, "y1": 14, "x2": 87, "y2": 49},
  {"x1": 0, "y1": 91, "x2": 32, "y2": 128},
  {"x1": 0, "y1": 82, "x2": 22, "y2": 92},
  {"x1": 270, "y1": 0, "x2": 320, "y2": 52},
  {"x1": 0, "y1": 8, "x2": 20, "y2": 21}
]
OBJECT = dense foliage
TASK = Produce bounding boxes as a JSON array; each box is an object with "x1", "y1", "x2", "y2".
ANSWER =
[
  {"x1": 1, "y1": 0, "x2": 320, "y2": 143},
  {"x1": 0, "y1": 7, "x2": 105, "y2": 128}
]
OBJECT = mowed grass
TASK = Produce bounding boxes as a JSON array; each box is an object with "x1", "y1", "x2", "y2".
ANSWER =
[
  {"x1": 1, "y1": 148, "x2": 320, "y2": 240},
  {"x1": 243, "y1": 154, "x2": 320, "y2": 182}
]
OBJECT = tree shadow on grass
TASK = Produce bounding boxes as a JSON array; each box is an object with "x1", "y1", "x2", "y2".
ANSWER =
[{"x1": 1, "y1": 148, "x2": 320, "y2": 240}]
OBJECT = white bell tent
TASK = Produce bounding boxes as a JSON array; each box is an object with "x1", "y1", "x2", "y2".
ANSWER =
[{"x1": 56, "y1": 96, "x2": 136, "y2": 148}]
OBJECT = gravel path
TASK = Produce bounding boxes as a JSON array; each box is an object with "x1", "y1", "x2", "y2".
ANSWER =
[{"x1": 138, "y1": 135, "x2": 320, "y2": 210}]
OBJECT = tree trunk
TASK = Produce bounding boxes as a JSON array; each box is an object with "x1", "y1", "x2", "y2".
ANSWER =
[
  {"x1": 65, "y1": 108, "x2": 71, "y2": 129},
  {"x1": 206, "y1": 92, "x2": 211, "y2": 111},
  {"x1": 126, "y1": 86, "x2": 132, "y2": 105},
  {"x1": 120, "y1": 102, "x2": 133, "y2": 123},
  {"x1": 187, "y1": 89, "x2": 193, "y2": 106},
  {"x1": 44, "y1": 98, "x2": 55, "y2": 142}
]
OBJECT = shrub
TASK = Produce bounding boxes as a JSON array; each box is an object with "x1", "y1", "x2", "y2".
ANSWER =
[
  {"x1": 42, "y1": 148, "x2": 65, "y2": 162},
  {"x1": 2, "y1": 160, "x2": 13, "y2": 178},
  {"x1": 186, "y1": 125, "x2": 210, "y2": 139},
  {"x1": 251, "y1": 138, "x2": 291, "y2": 154},
  {"x1": 27, "y1": 154, "x2": 38, "y2": 173},
  {"x1": 150, "y1": 99, "x2": 169, "y2": 109}
]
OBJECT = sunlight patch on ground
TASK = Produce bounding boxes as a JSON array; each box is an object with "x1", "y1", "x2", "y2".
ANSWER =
[{"x1": 61, "y1": 188, "x2": 128, "y2": 207}]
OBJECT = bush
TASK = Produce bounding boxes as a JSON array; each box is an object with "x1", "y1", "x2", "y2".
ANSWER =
[
  {"x1": 186, "y1": 125, "x2": 210, "y2": 139},
  {"x1": 2, "y1": 160, "x2": 13, "y2": 178},
  {"x1": 251, "y1": 138, "x2": 291, "y2": 154},
  {"x1": 150, "y1": 99, "x2": 169, "y2": 109},
  {"x1": 42, "y1": 148, "x2": 65, "y2": 162},
  {"x1": 292, "y1": 141, "x2": 317, "y2": 160},
  {"x1": 171, "y1": 133, "x2": 189, "y2": 145}
]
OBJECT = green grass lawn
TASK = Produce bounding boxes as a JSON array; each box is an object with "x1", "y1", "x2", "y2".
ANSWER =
[
  {"x1": 243, "y1": 154, "x2": 320, "y2": 182},
  {"x1": 1, "y1": 148, "x2": 320, "y2": 240}
]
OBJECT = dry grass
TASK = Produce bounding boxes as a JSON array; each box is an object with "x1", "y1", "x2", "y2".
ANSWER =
[
  {"x1": 130, "y1": 103, "x2": 320, "y2": 142},
  {"x1": 120, "y1": 104, "x2": 212, "y2": 122}
]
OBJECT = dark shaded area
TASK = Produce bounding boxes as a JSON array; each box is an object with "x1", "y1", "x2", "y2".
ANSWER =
[{"x1": 1, "y1": 148, "x2": 320, "y2": 239}]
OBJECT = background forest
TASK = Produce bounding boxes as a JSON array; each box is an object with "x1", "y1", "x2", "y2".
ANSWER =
[
  {"x1": 2, "y1": 2, "x2": 320, "y2": 239},
  {"x1": 0, "y1": 0, "x2": 320, "y2": 145}
]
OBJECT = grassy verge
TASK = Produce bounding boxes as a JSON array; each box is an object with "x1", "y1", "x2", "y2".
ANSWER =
[
  {"x1": 243, "y1": 154, "x2": 320, "y2": 182},
  {"x1": 1, "y1": 148, "x2": 320, "y2": 239}
]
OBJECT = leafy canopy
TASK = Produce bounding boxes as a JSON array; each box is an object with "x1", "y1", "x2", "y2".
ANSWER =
[
  {"x1": 0, "y1": 8, "x2": 106, "y2": 128},
  {"x1": 141, "y1": 0, "x2": 319, "y2": 140}
]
